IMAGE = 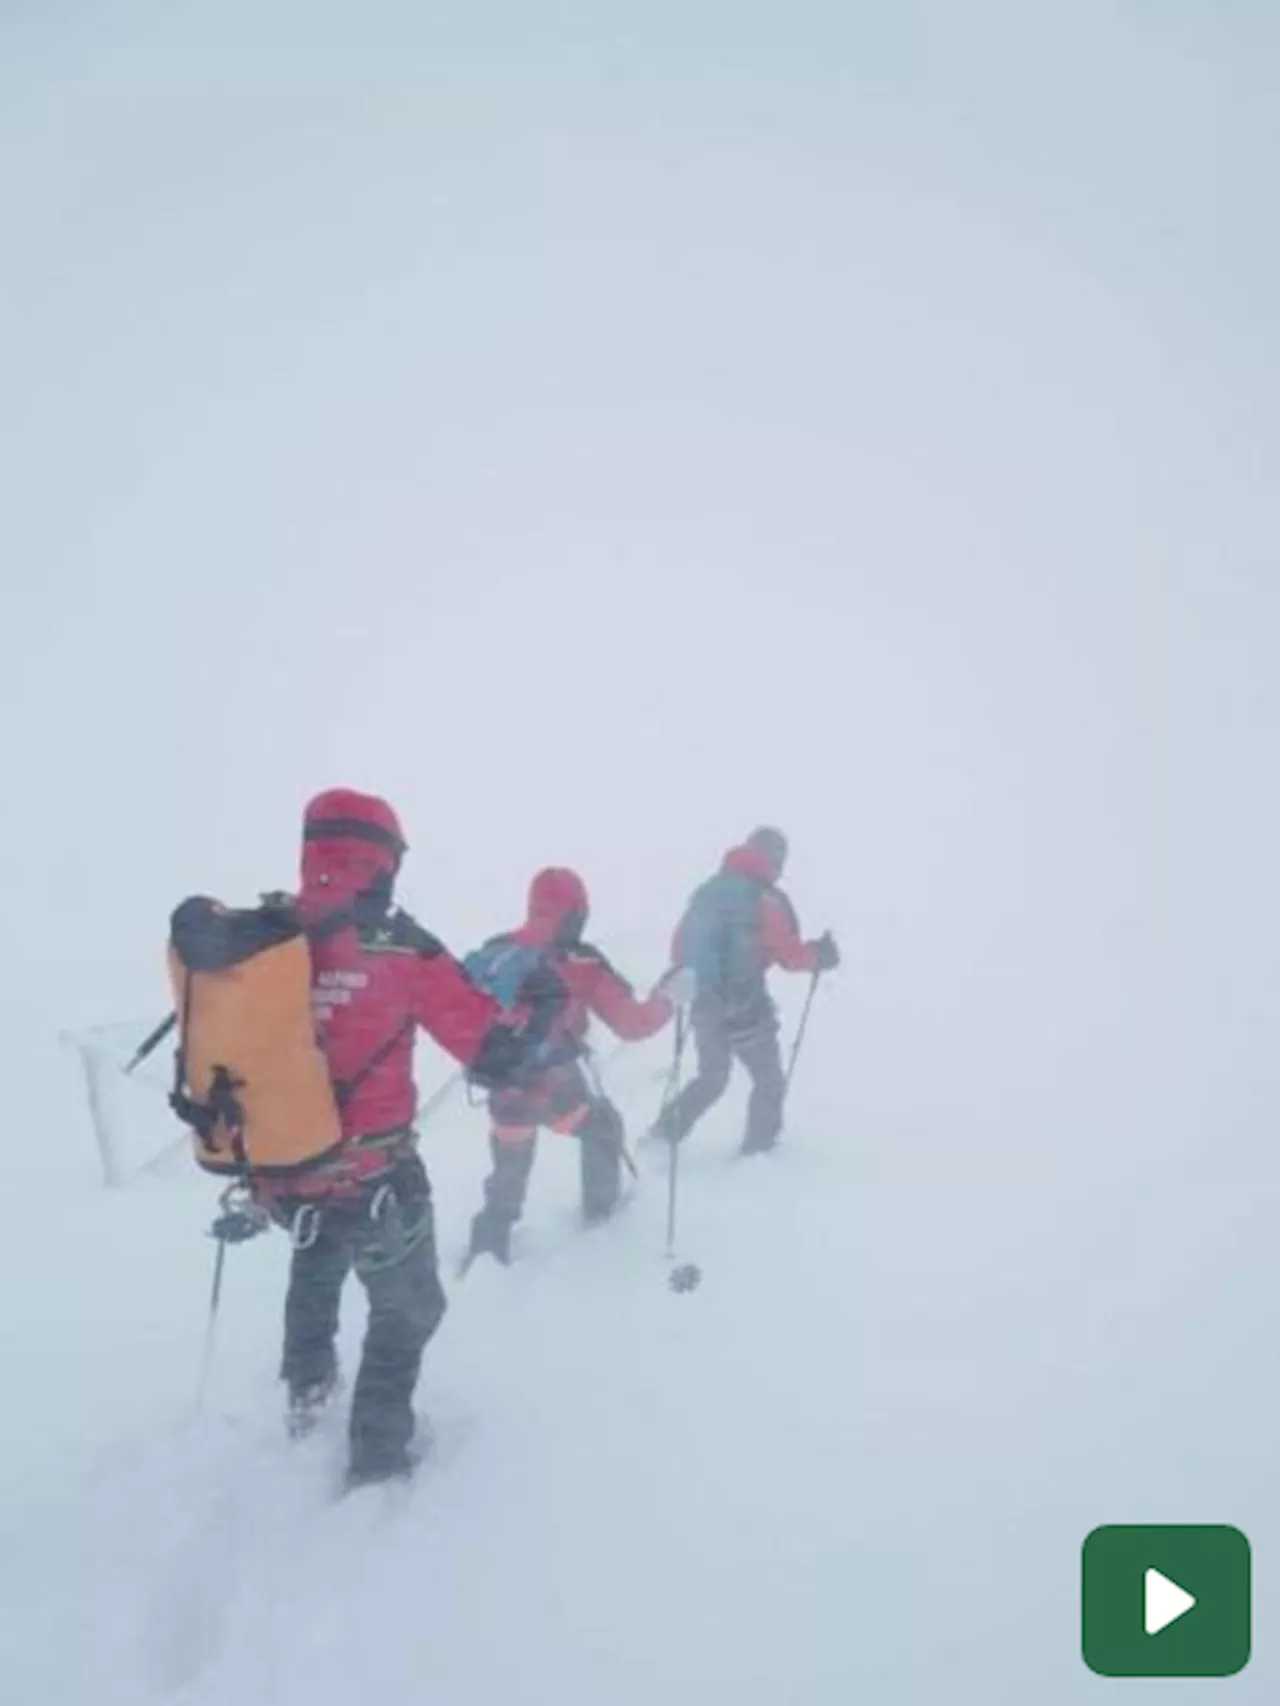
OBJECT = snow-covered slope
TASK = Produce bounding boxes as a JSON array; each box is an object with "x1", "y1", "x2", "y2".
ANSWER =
[{"x1": 3, "y1": 981, "x2": 1278, "y2": 1705}]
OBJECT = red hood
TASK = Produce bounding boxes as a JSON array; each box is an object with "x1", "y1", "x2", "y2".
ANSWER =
[
  {"x1": 519, "y1": 866, "x2": 589, "y2": 948},
  {"x1": 723, "y1": 844, "x2": 780, "y2": 884}
]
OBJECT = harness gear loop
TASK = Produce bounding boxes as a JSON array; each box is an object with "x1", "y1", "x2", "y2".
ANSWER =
[{"x1": 290, "y1": 1203, "x2": 322, "y2": 1251}]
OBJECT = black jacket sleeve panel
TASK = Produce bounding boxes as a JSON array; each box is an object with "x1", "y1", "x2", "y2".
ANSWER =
[{"x1": 383, "y1": 909, "x2": 447, "y2": 959}]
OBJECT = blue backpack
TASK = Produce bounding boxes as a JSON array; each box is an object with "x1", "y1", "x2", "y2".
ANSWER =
[
  {"x1": 463, "y1": 935, "x2": 577, "y2": 1077},
  {"x1": 676, "y1": 871, "x2": 764, "y2": 1002},
  {"x1": 462, "y1": 936, "x2": 548, "y2": 1014}
]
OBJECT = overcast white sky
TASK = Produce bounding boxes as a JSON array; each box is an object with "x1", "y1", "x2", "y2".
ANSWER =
[{"x1": 3, "y1": 0, "x2": 1278, "y2": 1200}]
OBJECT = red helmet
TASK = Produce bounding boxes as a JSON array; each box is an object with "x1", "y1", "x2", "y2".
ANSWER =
[{"x1": 303, "y1": 789, "x2": 406, "y2": 854}]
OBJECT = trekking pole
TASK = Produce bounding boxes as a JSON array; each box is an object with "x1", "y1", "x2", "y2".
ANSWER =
[
  {"x1": 660, "y1": 1013, "x2": 701, "y2": 1292},
  {"x1": 193, "y1": 1238, "x2": 227, "y2": 1415},
  {"x1": 665, "y1": 1122, "x2": 679, "y2": 1260},
  {"x1": 782, "y1": 970, "x2": 823, "y2": 1101},
  {"x1": 583, "y1": 1050, "x2": 638, "y2": 1181},
  {"x1": 619, "y1": 1136, "x2": 640, "y2": 1183},
  {"x1": 662, "y1": 1012, "x2": 687, "y2": 1261},
  {"x1": 193, "y1": 1184, "x2": 269, "y2": 1414},
  {"x1": 418, "y1": 1068, "x2": 463, "y2": 1124}
]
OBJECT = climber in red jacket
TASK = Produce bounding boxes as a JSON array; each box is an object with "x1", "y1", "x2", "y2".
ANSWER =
[
  {"x1": 260, "y1": 789, "x2": 562, "y2": 1486},
  {"x1": 464, "y1": 866, "x2": 688, "y2": 1266}
]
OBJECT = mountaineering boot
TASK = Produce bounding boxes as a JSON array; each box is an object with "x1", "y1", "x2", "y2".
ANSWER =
[
  {"x1": 466, "y1": 1209, "x2": 512, "y2": 1266},
  {"x1": 648, "y1": 1104, "x2": 682, "y2": 1147},
  {"x1": 343, "y1": 1444, "x2": 416, "y2": 1491},
  {"x1": 286, "y1": 1369, "x2": 340, "y2": 1440},
  {"x1": 738, "y1": 1135, "x2": 777, "y2": 1156},
  {"x1": 578, "y1": 1104, "x2": 623, "y2": 1225},
  {"x1": 343, "y1": 1416, "x2": 432, "y2": 1493}
]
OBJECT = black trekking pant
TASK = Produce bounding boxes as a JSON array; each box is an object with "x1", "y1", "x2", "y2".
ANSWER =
[
  {"x1": 269, "y1": 1151, "x2": 446, "y2": 1477},
  {"x1": 660, "y1": 998, "x2": 786, "y2": 1151},
  {"x1": 475, "y1": 1063, "x2": 625, "y2": 1248}
]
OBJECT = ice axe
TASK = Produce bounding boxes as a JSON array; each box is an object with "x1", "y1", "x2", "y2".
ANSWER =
[{"x1": 124, "y1": 1012, "x2": 177, "y2": 1075}]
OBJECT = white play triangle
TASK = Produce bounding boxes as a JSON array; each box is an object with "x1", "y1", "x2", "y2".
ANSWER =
[{"x1": 1145, "y1": 1568, "x2": 1196, "y2": 1636}]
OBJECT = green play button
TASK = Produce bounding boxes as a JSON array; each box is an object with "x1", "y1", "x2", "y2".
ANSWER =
[{"x1": 1082, "y1": 1525, "x2": 1251, "y2": 1678}]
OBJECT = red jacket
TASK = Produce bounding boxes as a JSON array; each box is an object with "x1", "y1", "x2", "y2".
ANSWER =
[
  {"x1": 309, "y1": 908, "x2": 514, "y2": 1140},
  {"x1": 283, "y1": 797, "x2": 555, "y2": 1193},
  {"x1": 671, "y1": 843, "x2": 822, "y2": 977},
  {"x1": 497, "y1": 867, "x2": 673, "y2": 1056}
]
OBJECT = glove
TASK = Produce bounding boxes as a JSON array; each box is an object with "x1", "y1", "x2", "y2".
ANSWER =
[
  {"x1": 655, "y1": 966, "x2": 697, "y2": 1009},
  {"x1": 813, "y1": 931, "x2": 840, "y2": 972}
]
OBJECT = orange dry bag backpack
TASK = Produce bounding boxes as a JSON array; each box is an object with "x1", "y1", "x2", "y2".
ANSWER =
[{"x1": 166, "y1": 895, "x2": 345, "y2": 1179}]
